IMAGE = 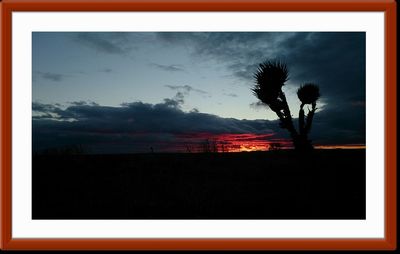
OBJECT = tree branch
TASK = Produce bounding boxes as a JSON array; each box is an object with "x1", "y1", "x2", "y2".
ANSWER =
[
  {"x1": 305, "y1": 102, "x2": 317, "y2": 134},
  {"x1": 299, "y1": 103, "x2": 305, "y2": 136},
  {"x1": 278, "y1": 91, "x2": 298, "y2": 136}
]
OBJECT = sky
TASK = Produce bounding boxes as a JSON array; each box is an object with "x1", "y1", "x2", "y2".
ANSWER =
[{"x1": 32, "y1": 32, "x2": 366, "y2": 153}]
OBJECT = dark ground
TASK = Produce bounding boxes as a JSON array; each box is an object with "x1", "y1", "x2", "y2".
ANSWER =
[{"x1": 32, "y1": 149, "x2": 365, "y2": 219}]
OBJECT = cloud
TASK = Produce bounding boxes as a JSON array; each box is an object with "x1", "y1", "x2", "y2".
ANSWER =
[
  {"x1": 32, "y1": 99, "x2": 282, "y2": 153},
  {"x1": 223, "y1": 93, "x2": 238, "y2": 97},
  {"x1": 309, "y1": 103, "x2": 366, "y2": 145},
  {"x1": 150, "y1": 63, "x2": 185, "y2": 72},
  {"x1": 34, "y1": 71, "x2": 68, "y2": 82},
  {"x1": 162, "y1": 92, "x2": 185, "y2": 108},
  {"x1": 156, "y1": 32, "x2": 366, "y2": 138},
  {"x1": 156, "y1": 32, "x2": 364, "y2": 94},
  {"x1": 165, "y1": 85, "x2": 209, "y2": 96},
  {"x1": 249, "y1": 101, "x2": 267, "y2": 110},
  {"x1": 74, "y1": 33, "x2": 131, "y2": 55},
  {"x1": 156, "y1": 32, "x2": 365, "y2": 94},
  {"x1": 99, "y1": 68, "x2": 113, "y2": 73},
  {"x1": 68, "y1": 101, "x2": 99, "y2": 106},
  {"x1": 32, "y1": 95, "x2": 365, "y2": 153},
  {"x1": 156, "y1": 32, "x2": 296, "y2": 80}
]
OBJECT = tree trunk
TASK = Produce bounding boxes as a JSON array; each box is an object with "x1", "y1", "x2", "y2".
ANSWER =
[{"x1": 292, "y1": 134, "x2": 314, "y2": 151}]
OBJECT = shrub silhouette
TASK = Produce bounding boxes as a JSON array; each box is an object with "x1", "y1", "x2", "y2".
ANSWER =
[
  {"x1": 252, "y1": 60, "x2": 320, "y2": 151},
  {"x1": 268, "y1": 142, "x2": 281, "y2": 151},
  {"x1": 199, "y1": 139, "x2": 219, "y2": 153}
]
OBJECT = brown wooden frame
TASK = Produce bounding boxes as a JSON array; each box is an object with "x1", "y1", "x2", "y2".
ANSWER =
[{"x1": 0, "y1": 0, "x2": 396, "y2": 250}]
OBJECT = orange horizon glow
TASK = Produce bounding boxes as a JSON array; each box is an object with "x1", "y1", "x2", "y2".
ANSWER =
[
  {"x1": 146, "y1": 132, "x2": 365, "y2": 153},
  {"x1": 175, "y1": 133, "x2": 291, "y2": 153},
  {"x1": 314, "y1": 144, "x2": 366, "y2": 149}
]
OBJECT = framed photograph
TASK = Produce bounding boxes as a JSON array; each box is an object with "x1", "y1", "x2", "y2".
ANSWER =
[{"x1": 0, "y1": 0, "x2": 396, "y2": 251}]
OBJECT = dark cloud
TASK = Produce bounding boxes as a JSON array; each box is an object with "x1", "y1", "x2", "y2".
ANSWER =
[
  {"x1": 156, "y1": 32, "x2": 366, "y2": 142},
  {"x1": 99, "y1": 68, "x2": 113, "y2": 73},
  {"x1": 32, "y1": 99, "x2": 282, "y2": 153},
  {"x1": 33, "y1": 96, "x2": 365, "y2": 153},
  {"x1": 309, "y1": 103, "x2": 366, "y2": 145},
  {"x1": 156, "y1": 32, "x2": 296, "y2": 81},
  {"x1": 162, "y1": 92, "x2": 185, "y2": 108},
  {"x1": 150, "y1": 63, "x2": 185, "y2": 72},
  {"x1": 74, "y1": 33, "x2": 131, "y2": 55},
  {"x1": 34, "y1": 71, "x2": 68, "y2": 82},
  {"x1": 223, "y1": 93, "x2": 238, "y2": 97},
  {"x1": 156, "y1": 32, "x2": 365, "y2": 101},
  {"x1": 68, "y1": 101, "x2": 99, "y2": 106},
  {"x1": 165, "y1": 85, "x2": 209, "y2": 96}
]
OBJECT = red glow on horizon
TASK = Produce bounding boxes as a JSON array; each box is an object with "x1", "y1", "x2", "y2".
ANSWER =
[
  {"x1": 123, "y1": 132, "x2": 365, "y2": 153},
  {"x1": 314, "y1": 144, "x2": 366, "y2": 149},
  {"x1": 174, "y1": 133, "x2": 292, "y2": 153}
]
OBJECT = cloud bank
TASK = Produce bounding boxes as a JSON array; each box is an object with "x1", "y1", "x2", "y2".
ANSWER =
[
  {"x1": 33, "y1": 99, "x2": 284, "y2": 153},
  {"x1": 33, "y1": 98, "x2": 364, "y2": 154}
]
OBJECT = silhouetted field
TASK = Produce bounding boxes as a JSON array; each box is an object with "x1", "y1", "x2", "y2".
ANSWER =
[{"x1": 33, "y1": 149, "x2": 365, "y2": 219}]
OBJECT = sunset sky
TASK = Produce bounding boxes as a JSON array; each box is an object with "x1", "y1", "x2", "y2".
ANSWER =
[{"x1": 32, "y1": 32, "x2": 366, "y2": 153}]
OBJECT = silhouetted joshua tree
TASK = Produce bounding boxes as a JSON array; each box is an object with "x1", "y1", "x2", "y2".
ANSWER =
[{"x1": 252, "y1": 60, "x2": 320, "y2": 151}]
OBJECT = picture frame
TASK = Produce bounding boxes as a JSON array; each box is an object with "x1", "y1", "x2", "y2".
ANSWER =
[{"x1": 0, "y1": 0, "x2": 396, "y2": 250}]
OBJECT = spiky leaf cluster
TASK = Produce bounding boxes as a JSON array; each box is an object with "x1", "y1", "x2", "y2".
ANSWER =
[
  {"x1": 297, "y1": 83, "x2": 320, "y2": 104},
  {"x1": 252, "y1": 61, "x2": 288, "y2": 105}
]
